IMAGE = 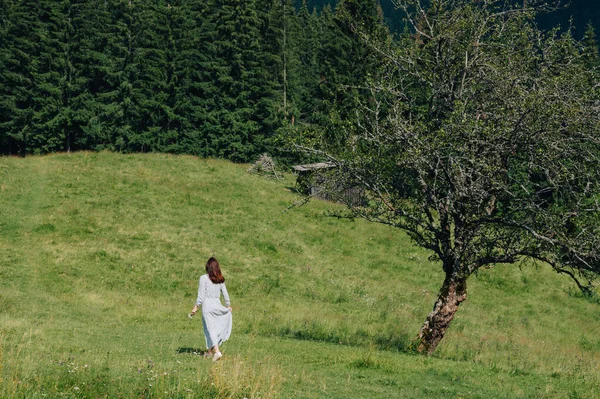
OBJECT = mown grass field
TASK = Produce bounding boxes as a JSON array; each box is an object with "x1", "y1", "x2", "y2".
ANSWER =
[{"x1": 0, "y1": 152, "x2": 599, "y2": 398}]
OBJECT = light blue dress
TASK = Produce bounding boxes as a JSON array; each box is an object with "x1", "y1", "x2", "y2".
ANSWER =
[{"x1": 196, "y1": 274, "x2": 232, "y2": 349}]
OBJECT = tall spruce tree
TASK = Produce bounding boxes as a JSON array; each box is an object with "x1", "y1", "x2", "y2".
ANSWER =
[
  {"x1": 0, "y1": 0, "x2": 13, "y2": 152},
  {"x1": 32, "y1": 0, "x2": 109, "y2": 153},
  {"x1": 333, "y1": 0, "x2": 390, "y2": 100},
  {"x1": 92, "y1": 0, "x2": 140, "y2": 152},
  {"x1": 124, "y1": 0, "x2": 169, "y2": 152},
  {"x1": 294, "y1": 1, "x2": 321, "y2": 124},
  {"x1": 582, "y1": 22, "x2": 599, "y2": 70},
  {"x1": 161, "y1": 0, "x2": 198, "y2": 153},
  {"x1": 67, "y1": 0, "x2": 116, "y2": 151},
  {"x1": 34, "y1": 0, "x2": 79, "y2": 153},
  {"x1": 177, "y1": 0, "x2": 218, "y2": 156},
  {"x1": 312, "y1": 4, "x2": 352, "y2": 127},
  {"x1": 0, "y1": 0, "x2": 43, "y2": 155},
  {"x1": 294, "y1": 0, "x2": 391, "y2": 148},
  {"x1": 206, "y1": 0, "x2": 279, "y2": 161},
  {"x1": 259, "y1": 0, "x2": 301, "y2": 123}
]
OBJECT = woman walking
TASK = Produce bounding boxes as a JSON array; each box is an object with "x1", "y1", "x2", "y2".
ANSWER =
[{"x1": 190, "y1": 257, "x2": 232, "y2": 361}]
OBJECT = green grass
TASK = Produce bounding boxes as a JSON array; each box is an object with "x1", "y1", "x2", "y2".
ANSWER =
[{"x1": 0, "y1": 151, "x2": 599, "y2": 398}]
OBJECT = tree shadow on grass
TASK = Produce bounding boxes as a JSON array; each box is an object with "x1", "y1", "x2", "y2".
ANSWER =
[
  {"x1": 275, "y1": 325, "x2": 415, "y2": 354},
  {"x1": 176, "y1": 347, "x2": 207, "y2": 355}
]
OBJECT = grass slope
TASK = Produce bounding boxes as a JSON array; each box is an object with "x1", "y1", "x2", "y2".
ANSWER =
[{"x1": 0, "y1": 152, "x2": 599, "y2": 398}]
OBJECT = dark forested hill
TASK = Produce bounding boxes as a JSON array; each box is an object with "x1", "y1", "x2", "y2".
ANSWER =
[
  {"x1": 0, "y1": 0, "x2": 395, "y2": 159},
  {"x1": 0, "y1": 0, "x2": 597, "y2": 159}
]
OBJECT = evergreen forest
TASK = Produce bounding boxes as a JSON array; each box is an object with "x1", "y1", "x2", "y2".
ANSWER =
[{"x1": 0, "y1": 0, "x2": 597, "y2": 162}]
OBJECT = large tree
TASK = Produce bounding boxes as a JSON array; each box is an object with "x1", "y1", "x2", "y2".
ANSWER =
[{"x1": 299, "y1": 0, "x2": 600, "y2": 353}]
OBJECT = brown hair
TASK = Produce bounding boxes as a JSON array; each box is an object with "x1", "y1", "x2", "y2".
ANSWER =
[{"x1": 205, "y1": 257, "x2": 225, "y2": 284}]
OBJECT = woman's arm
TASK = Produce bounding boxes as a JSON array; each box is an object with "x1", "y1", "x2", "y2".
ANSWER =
[
  {"x1": 191, "y1": 276, "x2": 204, "y2": 315},
  {"x1": 196, "y1": 276, "x2": 205, "y2": 306},
  {"x1": 221, "y1": 283, "x2": 231, "y2": 308}
]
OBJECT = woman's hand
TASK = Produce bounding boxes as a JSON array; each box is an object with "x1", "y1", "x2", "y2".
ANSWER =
[
  {"x1": 191, "y1": 305, "x2": 198, "y2": 315},
  {"x1": 227, "y1": 306, "x2": 232, "y2": 313}
]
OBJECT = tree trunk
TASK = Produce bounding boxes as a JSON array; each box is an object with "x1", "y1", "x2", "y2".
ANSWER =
[{"x1": 415, "y1": 273, "x2": 468, "y2": 354}]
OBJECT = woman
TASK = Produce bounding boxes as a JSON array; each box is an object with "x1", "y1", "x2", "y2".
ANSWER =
[{"x1": 190, "y1": 257, "x2": 232, "y2": 361}]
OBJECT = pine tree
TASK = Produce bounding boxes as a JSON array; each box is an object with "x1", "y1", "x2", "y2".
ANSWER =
[
  {"x1": 67, "y1": 0, "x2": 116, "y2": 151},
  {"x1": 312, "y1": 4, "x2": 352, "y2": 126},
  {"x1": 34, "y1": 0, "x2": 78, "y2": 153},
  {"x1": 161, "y1": 0, "x2": 196, "y2": 153},
  {"x1": 294, "y1": 1, "x2": 322, "y2": 124},
  {"x1": 258, "y1": 0, "x2": 300, "y2": 123},
  {"x1": 89, "y1": 0, "x2": 137, "y2": 152},
  {"x1": 313, "y1": 0, "x2": 391, "y2": 134},
  {"x1": 206, "y1": 0, "x2": 279, "y2": 161},
  {"x1": 178, "y1": 0, "x2": 218, "y2": 156},
  {"x1": 0, "y1": 0, "x2": 43, "y2": 155},
  {"x1": 105, "y1": 0, "x2": 146, "y2": 152},
  {"x1": 582, "y1": 22, "x2": 599, "y2": 70},
  {"x1": 0, "y1": 0, "x2": 13, "y2": 153},
  {"x1": 333, "y1": 0, "x2": 390, "y2": 93},
  {"x1": 123, "y1": 0, "x2": 168, "y2": 152}
]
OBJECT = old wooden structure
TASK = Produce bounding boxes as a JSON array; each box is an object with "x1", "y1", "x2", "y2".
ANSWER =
[{"x1": 292, "y1": 162, "x2": 364, "y2": 206}]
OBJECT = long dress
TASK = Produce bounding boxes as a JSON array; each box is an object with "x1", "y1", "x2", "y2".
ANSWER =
[{"x1": 196, "y1": 274, "x2": 232, "y2": 349}]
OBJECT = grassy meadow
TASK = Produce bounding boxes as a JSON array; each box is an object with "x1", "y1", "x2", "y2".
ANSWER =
[{"x1": 0, "y1": 152, "x2": 599, "y2": 398}]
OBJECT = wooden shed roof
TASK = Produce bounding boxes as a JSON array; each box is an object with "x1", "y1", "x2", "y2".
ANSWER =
[{"x1": 292, "y1": 162, "x2": 336, "y2": 172}]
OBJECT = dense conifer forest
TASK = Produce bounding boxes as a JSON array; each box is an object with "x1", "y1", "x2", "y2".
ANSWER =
[{"x1": 0, "y1": 0, "x2": 597, "y2": 161}]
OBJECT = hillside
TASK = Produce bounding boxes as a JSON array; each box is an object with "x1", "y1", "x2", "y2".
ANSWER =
[{"x1": 0, "y1": 152, "x2": 599, "y2": 398}]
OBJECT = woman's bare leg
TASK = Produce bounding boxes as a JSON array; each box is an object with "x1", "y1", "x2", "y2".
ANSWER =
[{"x1": 212, "y1": 344, "x2": 222, "y2": 361}]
